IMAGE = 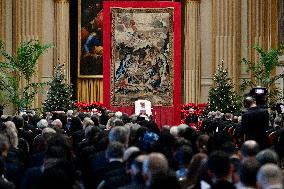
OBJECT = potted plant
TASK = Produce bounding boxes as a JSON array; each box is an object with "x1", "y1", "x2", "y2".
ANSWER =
[{"x1": 0, "y1": 40, "x2": 53, "y2": 113}]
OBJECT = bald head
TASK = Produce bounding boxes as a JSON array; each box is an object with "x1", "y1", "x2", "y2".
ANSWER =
[{"x1": 241, "y1": 140, "x2": 260, "y2": 158}]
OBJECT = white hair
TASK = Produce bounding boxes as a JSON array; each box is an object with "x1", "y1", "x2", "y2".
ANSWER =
[
  {"x1": 4, "y1": 121, "x2": 18, "y2": 148},
  {"x1": 51, "y1": 119, "x2": 62, "y2": 129},
  {"x1": 37, "y1": 119, "x2": 48, "y2": 129},
  {"x1": 115, "y1": 111, "x2": 123, "y2": 118},
  {"x1": 42, "y1": 127, "x2": 56, "y2": 135},
  {"x1": 170, "y1": 126, "x2": 178, "y2": 137},
  {"x1": 257, "y1": 164, "x2": 283, "y2": 189}
]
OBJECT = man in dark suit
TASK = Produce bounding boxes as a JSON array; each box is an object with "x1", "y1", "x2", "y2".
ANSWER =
[
  {"x1": 185, "y1": 108, "x2": 198, "y2": 127},
  {"x1": 241, "y1": 97, "x2": 269, "y2": 149}
]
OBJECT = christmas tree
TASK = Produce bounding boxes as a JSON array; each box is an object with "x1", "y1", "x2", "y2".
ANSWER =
[
  {"x1": 207, "y1": 63, "x2": 242, "y2": 113},
  {"x1": 43, "y1": 64, "x2": 73, "y2": 112}
]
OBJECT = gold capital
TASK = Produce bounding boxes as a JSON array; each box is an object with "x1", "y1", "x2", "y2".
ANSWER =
[
  {"x1": 185, "y1": 0, "x2": 201, "y2": 3},
  {"x1": 54, "y1": 0, "x2": 69, "y2": 3}
]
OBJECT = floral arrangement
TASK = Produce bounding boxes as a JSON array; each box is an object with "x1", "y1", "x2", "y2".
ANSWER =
[
  {"x1": 180, "y1": 103, "x2": 207, "y2": 126},
  {"x1": 73, "y1": 101, "x2": 103, "y2": 112}
]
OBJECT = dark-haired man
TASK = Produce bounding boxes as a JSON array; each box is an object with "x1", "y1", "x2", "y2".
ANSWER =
[{"x1": 241, "y1": 97, "x2": 269, "y2": 149}]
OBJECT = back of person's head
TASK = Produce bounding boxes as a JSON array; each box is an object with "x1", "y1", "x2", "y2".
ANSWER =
[
  {"x1": 105, "y1": 141, "x2": 125, "y2": 160},
  {"x1": 244, "y1": 96, "x2": 256, "y2": 108},
  {"x1": 257, "y1": 163, "x2": 283, "y2": 189},
  {"x1": 188, "y1": 153, "x2": 208, "y2": 185},
  {"x1": 38, "y1": 160, "x2": 77, "y2": 189},
  {"x1": 22, "y1": 114, "x2": 29, "y2": 122},
  {"x1": 12, "y1": 115, "x2": 24, "y2": 129},
  {"x1": 143, "y1": 152, "x2": 169, "y2": 176},
  {"x1": 110, "y1": 118, "x2": 124, "y2": 128},
  {"x1": 4, "y1": 121, "x2": 18, "y2": 148},
  {"x1": 37, "y1": 119, "x2": 48, "y2": 129},
  {"x1": 207, "y1": 151, "x2": 231, "y2": 179},
  {"x1": 45, "y1": 134, "x2": 72, "y2": 161},
  {"x1": 123, "y1": 146, "x2": 140, "y2": 162},
  {"x1": 82, "y1": 117, "x2": 94, "y2": 129},
  {"x1": 177, "y1": 124, "x2": 189, "y2": 137},
  {"x1": 170, "y1": 126, "x2": 178, "y2": 138},
  {"x1": 69, "y1": 116, "x2": 83, "y2": 133},
  {"x1": 241, "y1": 140, "x2": 260, "y2": 158},
  {"x1": 224, "y1": 113, "x2": 232, "y2": 120},
  {"x1": 29, "y1": 114, "x2": 41, "y2": 127},
  {"x1": 90, "y1": 114, "x2": 100, "y2": 126},
  {"x1": 196, "y1": 134, "x2": 209, "y2": 153},
  {"x1": 215, "y1": 111, "x2": 222, "y2": 118},
  {"x1": 238, "y1": 158, "x2": 260, "y2": 188},
  {"x1": 109, "y1": 126, "x2": 129, "y2": 146},
  {"x1": 256, "y1": 149, "x2": 279, "y2": 165},
  {"x1": 51, "y1": 119, "x2": 62, "y2": 129},
  {"x1": 42, "y1": 127, "x2": 56, "y2": 141}
]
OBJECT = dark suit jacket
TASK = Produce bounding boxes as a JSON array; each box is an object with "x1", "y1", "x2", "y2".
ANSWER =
[
  {"x1": 185, "y1": 114, "x2": 198, "y2": 126},
  {"x1": 241, "y1": 107, "x2": 269, "y2": 149}
]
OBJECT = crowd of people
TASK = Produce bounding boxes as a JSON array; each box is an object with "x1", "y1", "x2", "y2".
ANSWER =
[{"x1": 0, "y1": 97, "x2": 283, "y2": 189}]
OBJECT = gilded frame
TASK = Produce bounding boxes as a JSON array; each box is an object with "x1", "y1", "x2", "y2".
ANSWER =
[{"x1": 78, "y1": 0, "x2": 103, "y2": 78}]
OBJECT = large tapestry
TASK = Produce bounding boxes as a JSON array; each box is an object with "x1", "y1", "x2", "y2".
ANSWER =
[{"x1": 110, "y1": 8, "x2": 174, "y2": 106}]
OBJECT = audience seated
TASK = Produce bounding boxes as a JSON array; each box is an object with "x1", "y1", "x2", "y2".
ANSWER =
[{"x1": 0, "y1": 107, "x2": 282, "y2": 189}]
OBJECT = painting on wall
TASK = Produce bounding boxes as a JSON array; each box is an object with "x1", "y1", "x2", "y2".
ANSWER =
[
  {"x1": 78, "y1": 0, "x2": 103, "y2": 78},
  {"x1": 109, "y1": 8, "x2": 174, "y2": 106}
]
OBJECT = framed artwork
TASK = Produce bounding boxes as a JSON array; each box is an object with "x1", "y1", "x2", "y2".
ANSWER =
[
  {"x1": 103, "y1": 1, "x2": 181, "y2": 124},
  {"x1": 78, "y1": 0, "x2": 103, "y2": 78}
]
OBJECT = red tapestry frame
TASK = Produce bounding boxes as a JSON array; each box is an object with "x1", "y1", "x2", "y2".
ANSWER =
[{"x1": 103, "y1": 1, "x2": 181, "y2": 126}]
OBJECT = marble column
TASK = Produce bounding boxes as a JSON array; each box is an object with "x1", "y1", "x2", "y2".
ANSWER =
[
  {"x1": 54, "y1": 0, "x2": 70, "y2": 83},
  {"x1": 13, "y1": 0, "x2": 44, "y2": 109},
  {"x1": 212, "y1": 0, "x2": 241, "y2": 86},
  {"x1": 184, "y1": 0, "x2": 201, "y2": 103}
]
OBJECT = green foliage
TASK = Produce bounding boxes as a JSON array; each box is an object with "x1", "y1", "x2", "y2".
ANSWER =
[
  {"x1": 207, "y1": 64, "x2": 242, "y2": 113},
  {"x1": 0, "y1": 40, "x2": 52, "y2": 111},
  {"x1": 240, "y1": 44, "x2": 284, "y2": 106},
  {"x1": 43, "y1": 64, "x2": 74, "y2": 112}
]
